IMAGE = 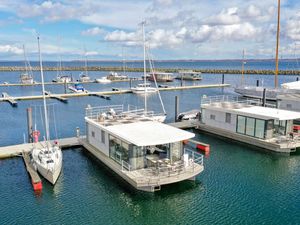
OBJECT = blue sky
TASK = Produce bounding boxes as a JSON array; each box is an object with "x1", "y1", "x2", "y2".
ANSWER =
[{"x1": 0, "y1": 0, "x2": 299, "y2": 60}]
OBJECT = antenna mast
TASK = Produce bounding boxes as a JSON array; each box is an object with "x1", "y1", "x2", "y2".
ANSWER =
[{"x1": 275, "y1": 0, "x2": 280, "y2": 88}]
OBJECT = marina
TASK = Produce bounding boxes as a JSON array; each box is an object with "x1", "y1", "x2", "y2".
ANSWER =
[{"x1": 2, "y1": 0, "x2": 300, "y2": 224}]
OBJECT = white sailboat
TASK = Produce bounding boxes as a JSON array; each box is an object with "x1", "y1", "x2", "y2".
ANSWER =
[
  {"x1": 53, "y1": 41, "x2": 72, "y2": 83},
  {"x1": 131, "y1": 23, "x2": 157, "y2": 95},
  {"x1": 20, "y1": 45, "x2": 34, "y2": 84},
  {"x1": 79, "y1": 49, "x2": 91, "y2": 82},
  {"x1": 31, "y1": 36, "x2": 62, "y2": 185},
  {"x1": 234, "y1": 0, "x2": 300, "y2": 100},
  {"x1": 132, "y1": 21, "x2": 166, "y2": 122}
]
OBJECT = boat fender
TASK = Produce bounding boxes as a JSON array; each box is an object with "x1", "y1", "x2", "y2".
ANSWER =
[{"x1": 32, "y1": 130, "x2": 40, "y2": 143}]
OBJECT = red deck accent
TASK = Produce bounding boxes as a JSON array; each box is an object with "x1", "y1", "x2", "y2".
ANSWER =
[{"x1": 32, "y1": 180, "x2": 42, "y2": 191}]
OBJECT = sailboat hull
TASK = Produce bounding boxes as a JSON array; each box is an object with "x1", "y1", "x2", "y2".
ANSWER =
[{"x1": 32, "y1": 146, "x2": 62, "y2": 185}]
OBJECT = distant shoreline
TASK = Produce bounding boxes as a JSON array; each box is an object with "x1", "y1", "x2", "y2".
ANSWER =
[{"x1": 0, "y1": 66, "x2": 300, "y2": 75}]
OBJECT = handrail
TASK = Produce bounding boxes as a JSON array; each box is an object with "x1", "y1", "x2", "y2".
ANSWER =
[
  {"x1": 122, "y1": 148, "x2": 204, "y2": 185},
  {"x1": 121, "y1": 160, "x2": 131, "y2": 171}
]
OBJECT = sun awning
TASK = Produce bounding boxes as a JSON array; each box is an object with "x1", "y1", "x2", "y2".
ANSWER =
[
  {"x1": 234, "y1": 106, "x2": 300, "y2": 120},
  {"x1": 104, "y1": 121, "x2": 195, "y2": 146}
]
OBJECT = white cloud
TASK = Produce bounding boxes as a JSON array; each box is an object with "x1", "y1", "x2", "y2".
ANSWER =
[
  {"x1": 285, "y1": 14, "x2": 300, "y2": 41},
  {"x1": 104, "y1": 30, "x2": 140, "y2": 43},
  {"x1": 0, "y1": 45, "x2": 23, "y2": 55},
  {"x1": 81, "y1": 27, "x2": 105, "y2": 36},
  {"x1": 204, "y1": 7, "x2": 240, "y2": 25}
]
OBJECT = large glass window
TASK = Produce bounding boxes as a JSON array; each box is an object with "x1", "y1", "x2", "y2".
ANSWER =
[
  {"x1": 246, "y1": 117, "x2": 255, "y2": 136},
  {"x1": 108, "y1": 135, "x2": 129, "y2": 164},
  {"x1": 237, "y1": 116, "x2": 246, "y2": 134},
  {"x1": 255, "y1": 119, "x2": 265, "y2": 138}
]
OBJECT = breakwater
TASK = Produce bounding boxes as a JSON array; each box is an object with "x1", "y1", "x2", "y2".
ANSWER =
[{"x1": 0, "y1": 66, "x2": 300, "y2": 75}]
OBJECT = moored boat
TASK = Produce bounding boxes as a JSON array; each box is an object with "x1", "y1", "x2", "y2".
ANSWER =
[
  {"x1": 176, "y1": 70, "x2": 202, "y2": 80},
  {"x1": 107, "y1": 72, "x2": 128, "y2": 80},
  {"x1": 131, "y1": 83, "x2": 157, "y2": 94},
  {"x1": 83, "y1": 104, "x2": 204, "y2": 192},
  {"x1": 68, "y1": 83, "x2": 87, "y2": 93},
  {"x1": 95, "y1": 77, "x2": 112, "y2": 83},
  {"x1": 148, "y1": 72, "x2": 174, "y2": 82},
  {"x1": 31, "y1": 36, "x2": 63, "y2": 185}
]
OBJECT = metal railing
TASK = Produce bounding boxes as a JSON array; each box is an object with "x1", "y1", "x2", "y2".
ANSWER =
[
  {"x1": 121, "y1": 160, "x2": 131, "y2": 171},
  {"x1": 85, "y1": 104, "x2": 165, "y2": 122},
  {"x1": 121, "y1": 149, "x2": 204, "y2": 185},
  {"x1": 201, "y1": 95, "x2": 276, "y2": 108}
]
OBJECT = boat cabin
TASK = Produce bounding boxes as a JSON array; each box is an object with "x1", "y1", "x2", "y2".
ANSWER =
[{"x1": 84, "y1": 105, "x2": 204, "y2": 192}]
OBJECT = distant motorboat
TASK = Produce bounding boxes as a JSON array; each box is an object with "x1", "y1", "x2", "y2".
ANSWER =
[
  {"x1": 79, "y1": 73, "x2": 91, "y2": 82},
  {"x1": 177, "y1": 110, "x2": 201, "y2": 121},
  {"x1": 95, "y1": 77, "x2": 112, "y2": 83},
  {"x1": 176, "y1": 70, "x2": 202, "y2": 80},
  {"x1": 69, "y1": 83, "x2": 87, "y2": 93},
  {"x1": 20, "y1": 73, "x2": 34, "y2": 84},
  {"x1": 53, "y1": 75, "x2": 72, "y2": 83},
  {"x1": 131, "y1": 83, "x2": 158, "y2": 94},
  {"x1": 107, "y1": 71, "x2": 128, "y2": 80}
]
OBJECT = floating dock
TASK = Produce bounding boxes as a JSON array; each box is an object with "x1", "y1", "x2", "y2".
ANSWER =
[
  {"x1": 0, "y1": 84, "x2": 230, "y2": 104},
  {"x1": 0, "y1": 137, "x2": 81, "y2": 159},
  {"x1": 22, "y1": 151, "x2": 42, "y2": 191},
  {"x1": 44, "y1": 91, "x2": 68, "y2": 103},
  {"x1": 2, "y1": 92, "x2": 18, "y2": 107}
]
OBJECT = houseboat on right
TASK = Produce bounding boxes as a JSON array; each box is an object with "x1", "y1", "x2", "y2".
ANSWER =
[{"x1": 198, "y1": 95, "x2": 300, "y2": 153}]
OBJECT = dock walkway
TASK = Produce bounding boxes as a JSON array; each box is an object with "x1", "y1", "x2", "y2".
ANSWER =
[
  {"x1": 0, "y1": 137, "x2": 81, "y2": 159},
  {"x1": 0, "y1": 84, "x2": 230, "y2": 103}
]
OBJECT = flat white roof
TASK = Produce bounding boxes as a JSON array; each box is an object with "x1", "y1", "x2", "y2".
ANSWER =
[
  {"x1": 104, "y1": 121, "x2": 195, "y2": 146},
  {"x1": 234, "y1": 106, "x2": 300, "y2": 120}
]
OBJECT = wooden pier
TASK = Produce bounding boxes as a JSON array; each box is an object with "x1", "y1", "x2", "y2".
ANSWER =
[
  {"x1": 89, "y1": 93, "x2": 111, "y2": 100},
  {"x1": 44, "y1": 91, "x2": 68, "y2": 103},
  {"x1": 22, "y1": 151, "x2": 42, "y2": 191},
  {"x1": 0, "y1": 84, "x2": 230, "y2": 104},
  {"x1": 1, "y1": 92, "x2": 18, "y2": 107},
  {"x1": 0, "y1": 137, "x2": 81, "y2": 159}
]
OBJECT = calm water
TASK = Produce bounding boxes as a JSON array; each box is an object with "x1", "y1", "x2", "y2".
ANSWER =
[{"x1": 1, "y1": 61, "x2": 300, "y2": 224}]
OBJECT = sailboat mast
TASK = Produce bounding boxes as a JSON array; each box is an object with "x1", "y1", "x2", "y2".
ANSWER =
[
  {"x1": 142, "y1": 21, "x2": 147, "y2": 112},
  {"x1": 22, "y1": 45, "x2": 28, "y2": 74},
  {"x1": 241, "y1": 49, "x2": 245, "y2": 86},
  {"x1": 84, "y1": 47, "x2": 88, "y2": 76},
  {"x1": 37, "y1": 36, "x2": 50, "y2": 142},
  {"x1": 275, "y1": 0, "x2": 280, "y2": 88}
]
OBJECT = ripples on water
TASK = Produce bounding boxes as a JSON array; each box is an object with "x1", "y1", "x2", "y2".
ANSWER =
[{"x1": 1, "y1": 70, "x2": 300, "y2": 224}]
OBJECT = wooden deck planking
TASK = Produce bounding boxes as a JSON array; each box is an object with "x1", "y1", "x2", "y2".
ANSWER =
[{"x1": 22, "y1": 151, "x2": 41, "y2": 184}]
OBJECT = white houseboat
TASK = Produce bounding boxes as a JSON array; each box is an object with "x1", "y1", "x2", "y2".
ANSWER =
[
  {"x1": 148, "y1": 72, "x2": 174, "y2": 82},
  {"x1": 82, "y1": 105, "x2": 204, "y2": 192},
  {"x1": 198, "y1": 95, "x2": 300, "y2": 153},
  {"x1": 277, "y1": 94, "x2": 300, "y2": 112},
  {"x1": 176, "y1": 70, "x2": 202, "y2": 81}
]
